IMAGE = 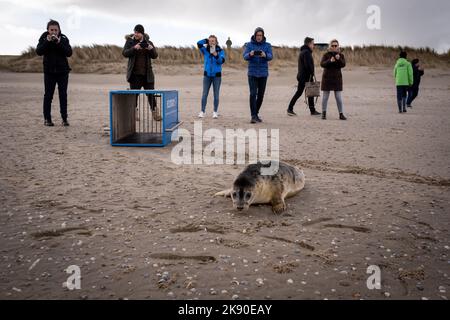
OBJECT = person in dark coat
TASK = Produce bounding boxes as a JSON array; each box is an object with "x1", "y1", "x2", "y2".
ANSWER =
[
  {"x1": 287, "y1": 37, "x2": 321, "y2": 116},
  {"x1": 122, "y1": 24, "x2": 160, "y2": 121},
  {"x1": 320, "y1": 39, "x2": 347, "y2": 120},
  {"x1": 36, "y1": 19, "x2": 72, "y2": 126},
  {"x1": 406, "y1": 59, "x2": 424, "y2": 108}
]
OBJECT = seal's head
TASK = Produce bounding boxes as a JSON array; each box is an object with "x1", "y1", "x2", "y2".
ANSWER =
[{"x1": 231, "y1": 175, "x2": 257, "y2": 211}]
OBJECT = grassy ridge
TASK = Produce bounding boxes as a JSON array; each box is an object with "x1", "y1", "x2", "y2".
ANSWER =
[{"x1": 1, "y1": 45, "x2": 448, "y2": 73}]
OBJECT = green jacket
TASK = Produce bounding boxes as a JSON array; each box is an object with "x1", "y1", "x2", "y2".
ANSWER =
[{"x1": 393, "y1": 58, "x2": 413, "y2": 86}]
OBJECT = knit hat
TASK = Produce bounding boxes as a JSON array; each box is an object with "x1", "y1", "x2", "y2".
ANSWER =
[
  {"x1": 254, "y1": 27, "x2": 265, "y2": 36},
  {"x1": 134, "y1": 24, "x2": 145, "y2": 34}
]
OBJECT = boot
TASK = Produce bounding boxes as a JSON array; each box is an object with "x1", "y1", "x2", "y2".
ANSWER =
[
  {"x1": 152, "y1": 108, "x2": 162, "y2": 121},
  {"x1": 322, "y1": 111, "x2": 327, "y2": 120},
  {"x1": 339, "y1": 113, "x2": 347, "y2": 121}
]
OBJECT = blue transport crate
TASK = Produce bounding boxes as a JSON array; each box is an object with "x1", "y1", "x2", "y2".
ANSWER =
[{"x1": 109, "y1": 90, "x2": 181, "y2": 147}]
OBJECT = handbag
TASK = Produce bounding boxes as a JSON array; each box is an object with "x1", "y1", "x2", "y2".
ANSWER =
[{"x1": 305, "y1": 75, "x2": 321, "y2": 98}]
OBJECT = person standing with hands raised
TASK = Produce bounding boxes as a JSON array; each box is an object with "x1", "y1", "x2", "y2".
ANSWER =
[
  {"x1": 243, "y1": 27, "x2": 273, "y2": 124},
  {"x1": 320, "y1": 39, "x2": 347, "y2": 120},
  {"x1": 197, "y1": 35, "x2": 226, "y2": 119},
  {"x1": 36, "y1": 19, "x2": 72, "y2": 127},
  {"x1": 123, "y1": 24, "x2": 160, "y2": 121}
]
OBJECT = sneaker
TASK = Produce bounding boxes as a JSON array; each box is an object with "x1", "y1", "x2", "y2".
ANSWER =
[
  {"x1": 213, "y1": 112, "x2": 219, "y2": 119},
  {"x1": 287, "y1": 110, "x2": 297, "y2": 116},
  {"x1": 198, "y1": 112, "x2": 206, "y2": 118},
  {"x1": 339, "y1": 113, "x2": 347, "y2": 121},
  {"x1": 44, "y1": 119, "x2": 54, "y2": 127},
  {"x1": 62, "y1": 120, "x2": 70, "y2": 126},
  {"x1": 311, "y1": 111, "x2": 322, "y2": 116}
]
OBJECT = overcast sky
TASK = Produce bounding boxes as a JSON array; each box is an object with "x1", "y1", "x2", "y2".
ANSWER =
[{"x1": 0, "y1": 0, "x2": 449, "y2": 55}]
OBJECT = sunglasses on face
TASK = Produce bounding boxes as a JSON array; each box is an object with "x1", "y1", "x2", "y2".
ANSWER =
[{"x1": 331, "y1": 45, "x2": 339, "y2": 48}]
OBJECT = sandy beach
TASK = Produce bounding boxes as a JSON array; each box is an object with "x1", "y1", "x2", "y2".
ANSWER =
[{"x1": 0, "y1": 65, "x2": 449, "y2": 300}]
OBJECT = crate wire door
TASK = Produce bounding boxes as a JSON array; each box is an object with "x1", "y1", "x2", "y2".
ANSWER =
[{"x1": 110, "y1": 90, "x2": 179, "y2": 147}]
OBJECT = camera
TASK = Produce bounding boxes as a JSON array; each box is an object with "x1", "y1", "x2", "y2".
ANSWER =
[
  {"x1": 139, "y1": 41, "x2": 149, "y2": 49},
  {"x1": 50, "y1": 34, "x2": 58, "y2": 42},
  {"x1": 254, "y1": 50, "x2": 263, "y2": 56}
]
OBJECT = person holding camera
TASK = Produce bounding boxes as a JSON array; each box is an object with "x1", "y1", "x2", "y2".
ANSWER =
[
  {"x1": 197, "y1": 35, "x2": 226, "y2": 119},
  {"x1": 36, "y1": 19, "x2": 72, "y2": 127},
  {"x1": 243, "y1": 27, "x2": 273, "y2": 124},
  {"x1": 320, "y1": 39, "x2": 347, "y2": 120},
  {"x1": 287, "y1": 37, "x2": 321, "y2": 117},
  {"x1": 123, "y1": 24, "x2": 160, "y2": 121}
]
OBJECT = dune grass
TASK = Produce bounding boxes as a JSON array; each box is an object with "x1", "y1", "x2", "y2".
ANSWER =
[{"x1": 1, "y1": 45, "x2": 448, "y2": 73}]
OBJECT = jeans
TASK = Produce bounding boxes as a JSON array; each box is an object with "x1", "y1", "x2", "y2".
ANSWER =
[
  {"x1": 407, "y1": 86, "x2": 419, "y2": 106},
  {"x1": 129, "y1": 74, "x2": 156, "y2": 111},
  {"x1": 201, "y1": 76, "x2": 222, "y2": 113},
  {"x1": 43, "y1": 72, "x2": 69, "y2": 121},
  {"x1": 288, "y1": 81, "x2": 316, "y2": 113},
  {"x1": 322, "y1": 91, "x2": 344, "y2": 113},
  {"x1": 396, "y1": 86, "x2": 409, "y2": 111},
  {"x1": 248, "y1": 76, "x2": 267, "y2": 118}
]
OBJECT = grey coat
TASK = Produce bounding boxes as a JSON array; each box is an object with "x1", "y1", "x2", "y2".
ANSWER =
[{"x1": 122, "y1": 33, "x2": 158, "y2": 83}]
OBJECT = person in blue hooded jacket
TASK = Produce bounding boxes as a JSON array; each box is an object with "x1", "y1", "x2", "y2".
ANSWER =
[
  {"x1": 243, "y1": 27, "x2": 273, "y2": 123},
  {"x1": 197, "y1": 35, "x2": 226, "y2": 119}
]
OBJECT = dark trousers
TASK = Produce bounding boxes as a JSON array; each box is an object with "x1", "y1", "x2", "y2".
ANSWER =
[
  {"x1": 129, "y1": 74, "x2": 156, "y2": 110},
  {"x1": 396, "y1": 85, "x2": 409, "y2": 111},
  {"x1": 248, "y1": 76, "x2": 267, "y2": 118},
  {"x1": 43, "y1": 72, "x2": 69, "y2": 121},
  {"x1": 407, "y1": 86, "x2": 420, "y2": 106},
  {"x1": 288, "y1": 81, "x2": 316, "y2": 113}
]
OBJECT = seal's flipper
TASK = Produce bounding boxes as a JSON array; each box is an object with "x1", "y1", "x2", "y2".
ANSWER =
[{"x1": 214, "y1": 189, "x2": 232, "y2": 198}]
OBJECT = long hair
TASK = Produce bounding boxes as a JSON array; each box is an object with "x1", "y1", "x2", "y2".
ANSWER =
[{"x1": 209, "y1": 35, "x2": 219, "y2": 45}]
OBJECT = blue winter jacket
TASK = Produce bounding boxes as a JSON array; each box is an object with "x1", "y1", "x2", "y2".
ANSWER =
[
  {"x1": 243, "y1": 36, "x2": 273, "y2": 77},
  {"x1": 197, "y1": 39, "x2": 226, "y2": 77}
]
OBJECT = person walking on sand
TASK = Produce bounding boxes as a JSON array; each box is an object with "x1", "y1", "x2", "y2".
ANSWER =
[
  {"x1": 394, "y1": 51, "x2": 413, "y2": 113},
  {"x1": 36, "y1": 19, "x2": 72, "y2": 127},
  {"x1": 407, "y1": 59, "x2": 424, "y2": 109},
  {"x1": 243, "y1": 27, "x2": 273, "y2": 124},
  {"x1": 123, "y1": 24, "x2": 161, "y2": 121},
  {"x1": 287, "y1": 37, "x2": 321, "y2": 117},
  {"x1": 320, "y1": 39, "x2": 347, "y2": 120},
  {"x1": 197, "y1": 35, "x2": 226, "y2": 119}
]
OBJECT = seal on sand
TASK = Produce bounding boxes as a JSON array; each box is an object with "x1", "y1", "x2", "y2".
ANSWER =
[{"x1": 215, "y1": 161, "x2": 306, "y2": 214}]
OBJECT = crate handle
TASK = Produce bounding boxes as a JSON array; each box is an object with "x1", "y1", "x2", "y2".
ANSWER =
[{"x1": 166, "y1": 121, "x2": 183, "y2": 132}]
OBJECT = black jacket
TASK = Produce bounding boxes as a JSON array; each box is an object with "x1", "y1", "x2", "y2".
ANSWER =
[
  {"x1": 36, "y1": 32, "x2": 72, "y2": 73},
  {"x1": 297, "y1": 45, "x2": 315, "y2": 83},
  {"x1": 123, "y1": 34, "x2": 158, "y2": 83},
  {"x1": 412, "y1": 64, "x2": 424, "y2": 88}
]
